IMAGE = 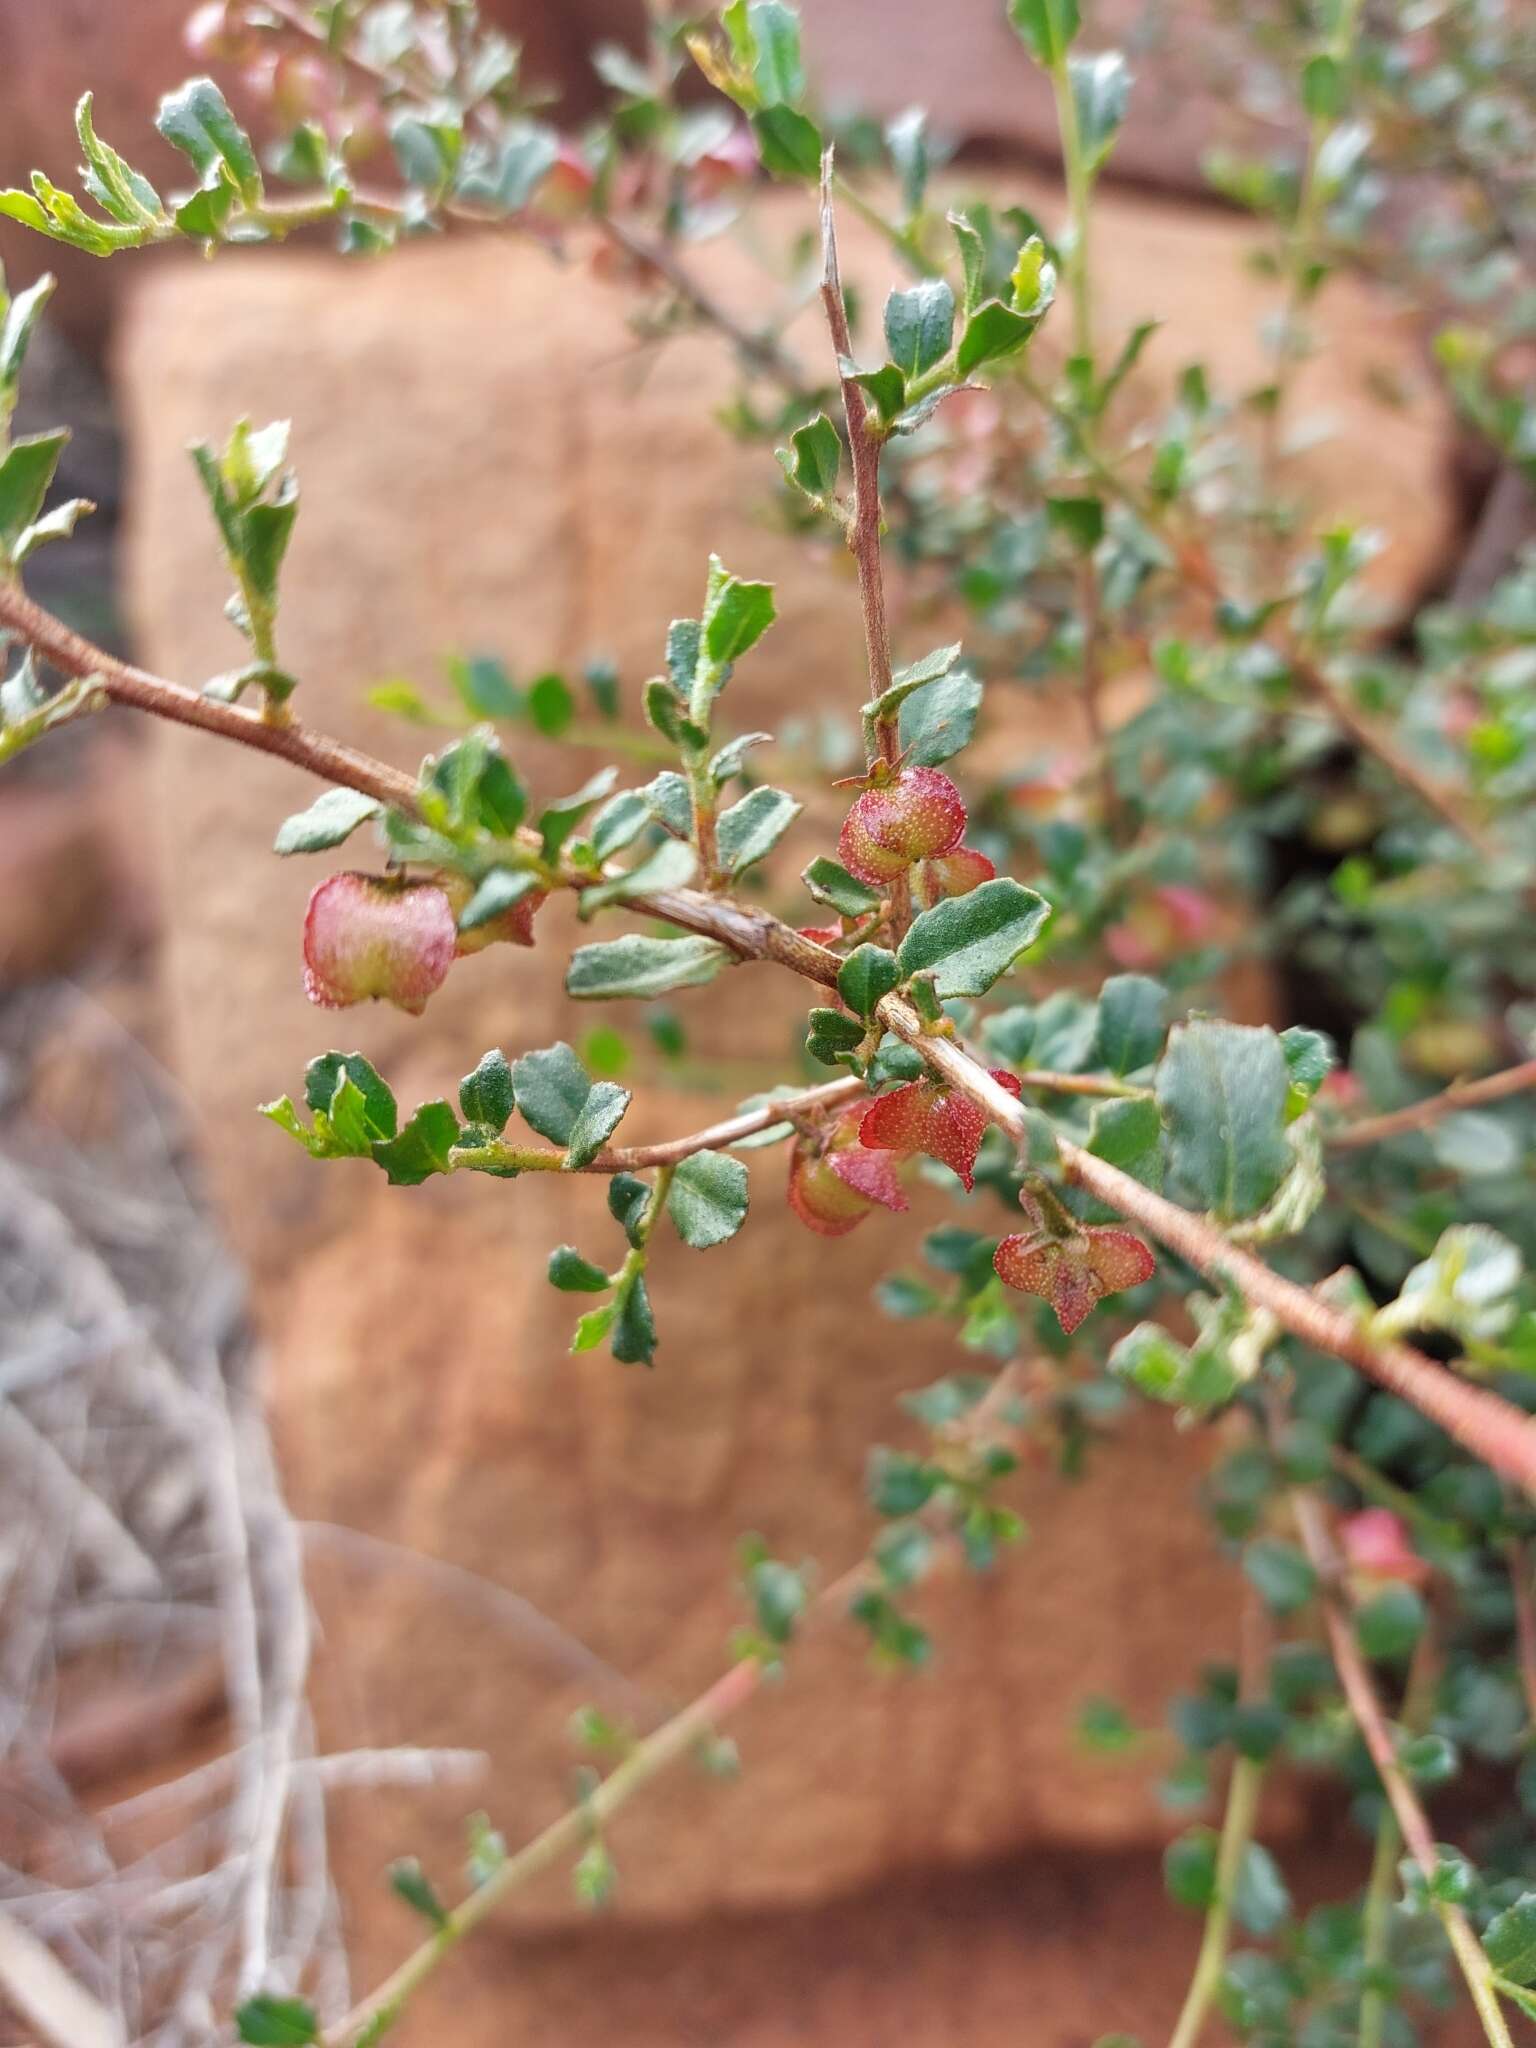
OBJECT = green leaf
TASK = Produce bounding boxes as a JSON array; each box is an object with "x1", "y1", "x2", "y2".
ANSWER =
[
  {"x1": 868, "y1": 642, "x2": 963, "y2": 722},
  {"x1": 751, "y1": 104, "x2": 822, "y2": 181},
  {"x1": 1006, "y1": 0, "x2": 1080, "y2": 66},
  {"x1": 1156, "y1": 1022, "x2": 1291, "y2": 1222},
  {"x1": 1163, "y1": 1827, "x2": 1218, "y2": 1912},
  {"x1": 709, "y1": 731, "x2": 772, "y2": 788},
  {"x1": 806, "y1": 1006, "x2": 867, "y2": 1068},
  {"x1": 579, "y1": 838, "x2": 697, "y2": 916},
  {"x1": 156, "y1": 77, "x2": 263, "y2": 204},
  {"x1": 389, "y1": 1857, "x2": 448, "y2": 1928},
  {"x1": 1483, "y1": 1894, "x2": 1536, "y2": 1986},
  {"x1": 1094, "y1": 975, "x2": 1168, "y2": 1074},
  {"x1": 1279, "y1": 1024, "x2": 1334, "y2": 1118},
  {"x1": 896, "y1": 877, "x2": 1051, "y2": 998},
  {"x1": 956, "y1": 298, "x2": 1038, "y2": 377},
  {"x1": 455, "y1": 121, "x2": 559, "y2": 210},
  {"x1": 372, "y1": 1101, "x2": 458, "y2": 1186},
  {"x1": 235, "y1": 1996, "x2": 319, "y2": 2045},
  {"x1": 589, "y1": 789, "x2": 653, "y2": 860},
  {"x1": 898, "y1": 667, "x2": 983, "y2": 766},
  {"x1": 571, "y1": 1302, "x2": 617, "y2": 1353},
  {"x1": 948, "y1": 210, "x2": 987, "y2": 312},
  {"x1": 459, "y1": 867, "x2": 541, "y2": 933},
  {"x1": 611, "y1": 1270, "x2": 658, "y2": 1365},
  {"x1": 539, "y1": 766, "x2": 620, "y2": 860},
  {"x1": 703, "y1": 557, "x2": 777, "y2": 667},
  {"x1": 1088, "y1": 1095, "x2": 1163, "y2": 1189},
  {"x1": 802, "y1": 856, "x2": 881, "y2": 916},
  {"x1": 1046, "y1": 494, "x2": 1105, "y2": 552},
  {"x1": 745, "y1": 0, "x2": 806, "y2": 103},
  {"x1": 0, "y1": 431, "x2": 66, "y2": 549},
  {"x1": 884, "y1": 278, "x2": 955, "y2": 379},
  {"x1": 564, "y1": 1081, "x2": 631, "y2": 1169},
  {"x1": 528, "y1": 670, "x2": 575, "y2": 736},
  {"x1": 1242, "y1": 1540, "x2": 1317, "y2": 1616},
  {"x1": 75, "y1": 94, "x2": 163, "y2": 227},
  {"x1": 717, "y1": 785, "x2": 800, "y2": 873},
  {"x1": 511, "y1": 1042, "x2": 593, "y2": 1145},
  {"x1": 273, "y1": 786, "x2": 380, "y2": 855},
  {"x1": 1233, "y1": 1842, "x2": 1291, "y2": 1937},
  {"x1": 548, "y1": 1245, "x2": 611, "y2": 1293},
  {"x1": 305, "y1": 1051, "x2": 397, "y2": 1142},
  {"x1": 1356, "y1": 1583, "x2": 1426, "y2": 1662},
  {"x1": 748, "y1": 1557, "x2": 808, "y2": 1642},
  {"x1": 667, "y1": 1150, "x2": 749, "y2": 1248},
  {"x1": 848, "y1": 361, "x2": 907, "y2": 424},
  {"x1": 837, "y1": 944, "x2": 899, "y2": 1019},
  {"x1": 1069, "y1": 51, "x2": 1131, "y2": 172},
  {"x1": 0, "y1": 274, "x2": 55, "y2": 391},
  {"x1": 566, "y1": 935, "x2": 729, "y2": 1000},
  {"x1": 459, "y1": 1049, "x2": 514, "y2": 1133},
  {"x1": 780, "y1": 411, "x2": 841, "y2": 497},
  {"x1": 644, "y1": 770, "x2": 693, "y2": 838},
  {"x1": 1302, "y1": 53, "x2": 1347, "y2": 120}
]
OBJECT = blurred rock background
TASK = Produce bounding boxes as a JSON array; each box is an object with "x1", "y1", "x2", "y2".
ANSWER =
[{"x1": 0, "y1": 4, "x2": 1501, "y2": 2044}]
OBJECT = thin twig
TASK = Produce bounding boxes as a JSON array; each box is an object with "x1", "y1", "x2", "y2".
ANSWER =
[
  {"x1": 1330, "y1": 1059, "x2": 1536, "y2": 1151},
  {"x1": 818, "y1": 153, "x2": 911, "y2": 942},
  {"x1": 6, "y1": 585, "x2": 1536, "y2": 1494},
  {"x1": 1292, "y1": 1492, "x2": 1515, "y2": 2048}
]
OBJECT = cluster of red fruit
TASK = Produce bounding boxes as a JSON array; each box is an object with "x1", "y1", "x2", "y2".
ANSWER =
[
  {"x1": 301, "y1": 872, "x2": 544, "y2": 1015},
  {"x1": 789, "y1": 1096, "x2": 1153, "y2": 1334}
]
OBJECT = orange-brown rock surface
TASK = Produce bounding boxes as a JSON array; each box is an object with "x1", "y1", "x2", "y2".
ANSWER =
[{"x1": 113, "y1": 176, "x2": 1454, "y2": 2020}]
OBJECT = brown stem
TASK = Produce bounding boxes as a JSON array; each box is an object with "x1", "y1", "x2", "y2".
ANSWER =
[
  {"x1": 873, "y1": 1003, "x2": 1536, "y2": 1497},
  {"x1": 7, "y1": 583, "x2": 1536, "y2": 1496},
  {"x1": 0, "y1": 577, "x2": 419, "y2": 812},
  {"x1": 601, "y1": 214, "x2": 810, "y2": 395},
  {"x1": 1292, "y1": 1493, "x2": 1516, "y2": 2048},
  {"x1": 817, "y1": 154, "x2": 911, "y2": 934},
  {"x1": 1506, "y1": 1536, "x2": 1536, "y2": 1723},
  {"x1": 1330, "y1": 1058, "x2": 1536, "y2": 1151}
]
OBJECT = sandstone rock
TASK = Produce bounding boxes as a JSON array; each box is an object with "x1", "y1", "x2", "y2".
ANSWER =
[
  {"x1": 0, "y1": 0, "x2": 643, "y2": 345},
  {"x1": 116, "y1": 181, "x2": 1451, "y2": 1947}
]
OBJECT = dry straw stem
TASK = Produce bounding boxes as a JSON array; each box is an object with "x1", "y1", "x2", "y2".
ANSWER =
[{"x1": 4, "y1": 573, "x2": 1536, "y2": 1495}]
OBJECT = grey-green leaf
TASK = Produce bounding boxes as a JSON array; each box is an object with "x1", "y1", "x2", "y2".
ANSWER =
[
  {"x1": 896, "y1": 877, "x2": 1051, "y2": 998},
  {"x1": 510, "y1": 1042, "x2": 591, "y2": 1145},
  {"x1": 898, "y1": 667, "x2": 983, "y2": 766},
  {"x1": 459, "y1": 1049, "x2": 515, "y2": 1133},
  {"x1": 564, "y1": 1081, "x2": 632, "y2": 1168},
  {"x1": 717, "y1": 785, "x2": 801, "y2": 873},
  {"x1": 884, "y1": 278, "x2": 955, "y2": 380},
  {"x1": 667, "y1": 1150, "x2": 749, "y2": 1249},
  {"x1": 1094, "y1": 974, "x2": 1168, "y2": 1075},
  {"x1": 1156, "y1": 1021, "x2": 1291, "y2": 1222},
  {"x1": 273, "y1": 786, "x2": 380, "y2": 855},
  {"x1": 566, "y1": 935, "x2": 730, "y2": 1000}
]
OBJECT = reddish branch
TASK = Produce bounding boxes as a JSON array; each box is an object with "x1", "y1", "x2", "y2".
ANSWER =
[
  {"x1": 1293, "y1": 1493, "x2": 1516, "y2": 2046},
  {"x1": 5, "y1": 575, "x2": 1536, "y2": 1496},
  {"x1": 1331, "y1": 1058, "x2": 1536, "y2": 1151}
]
